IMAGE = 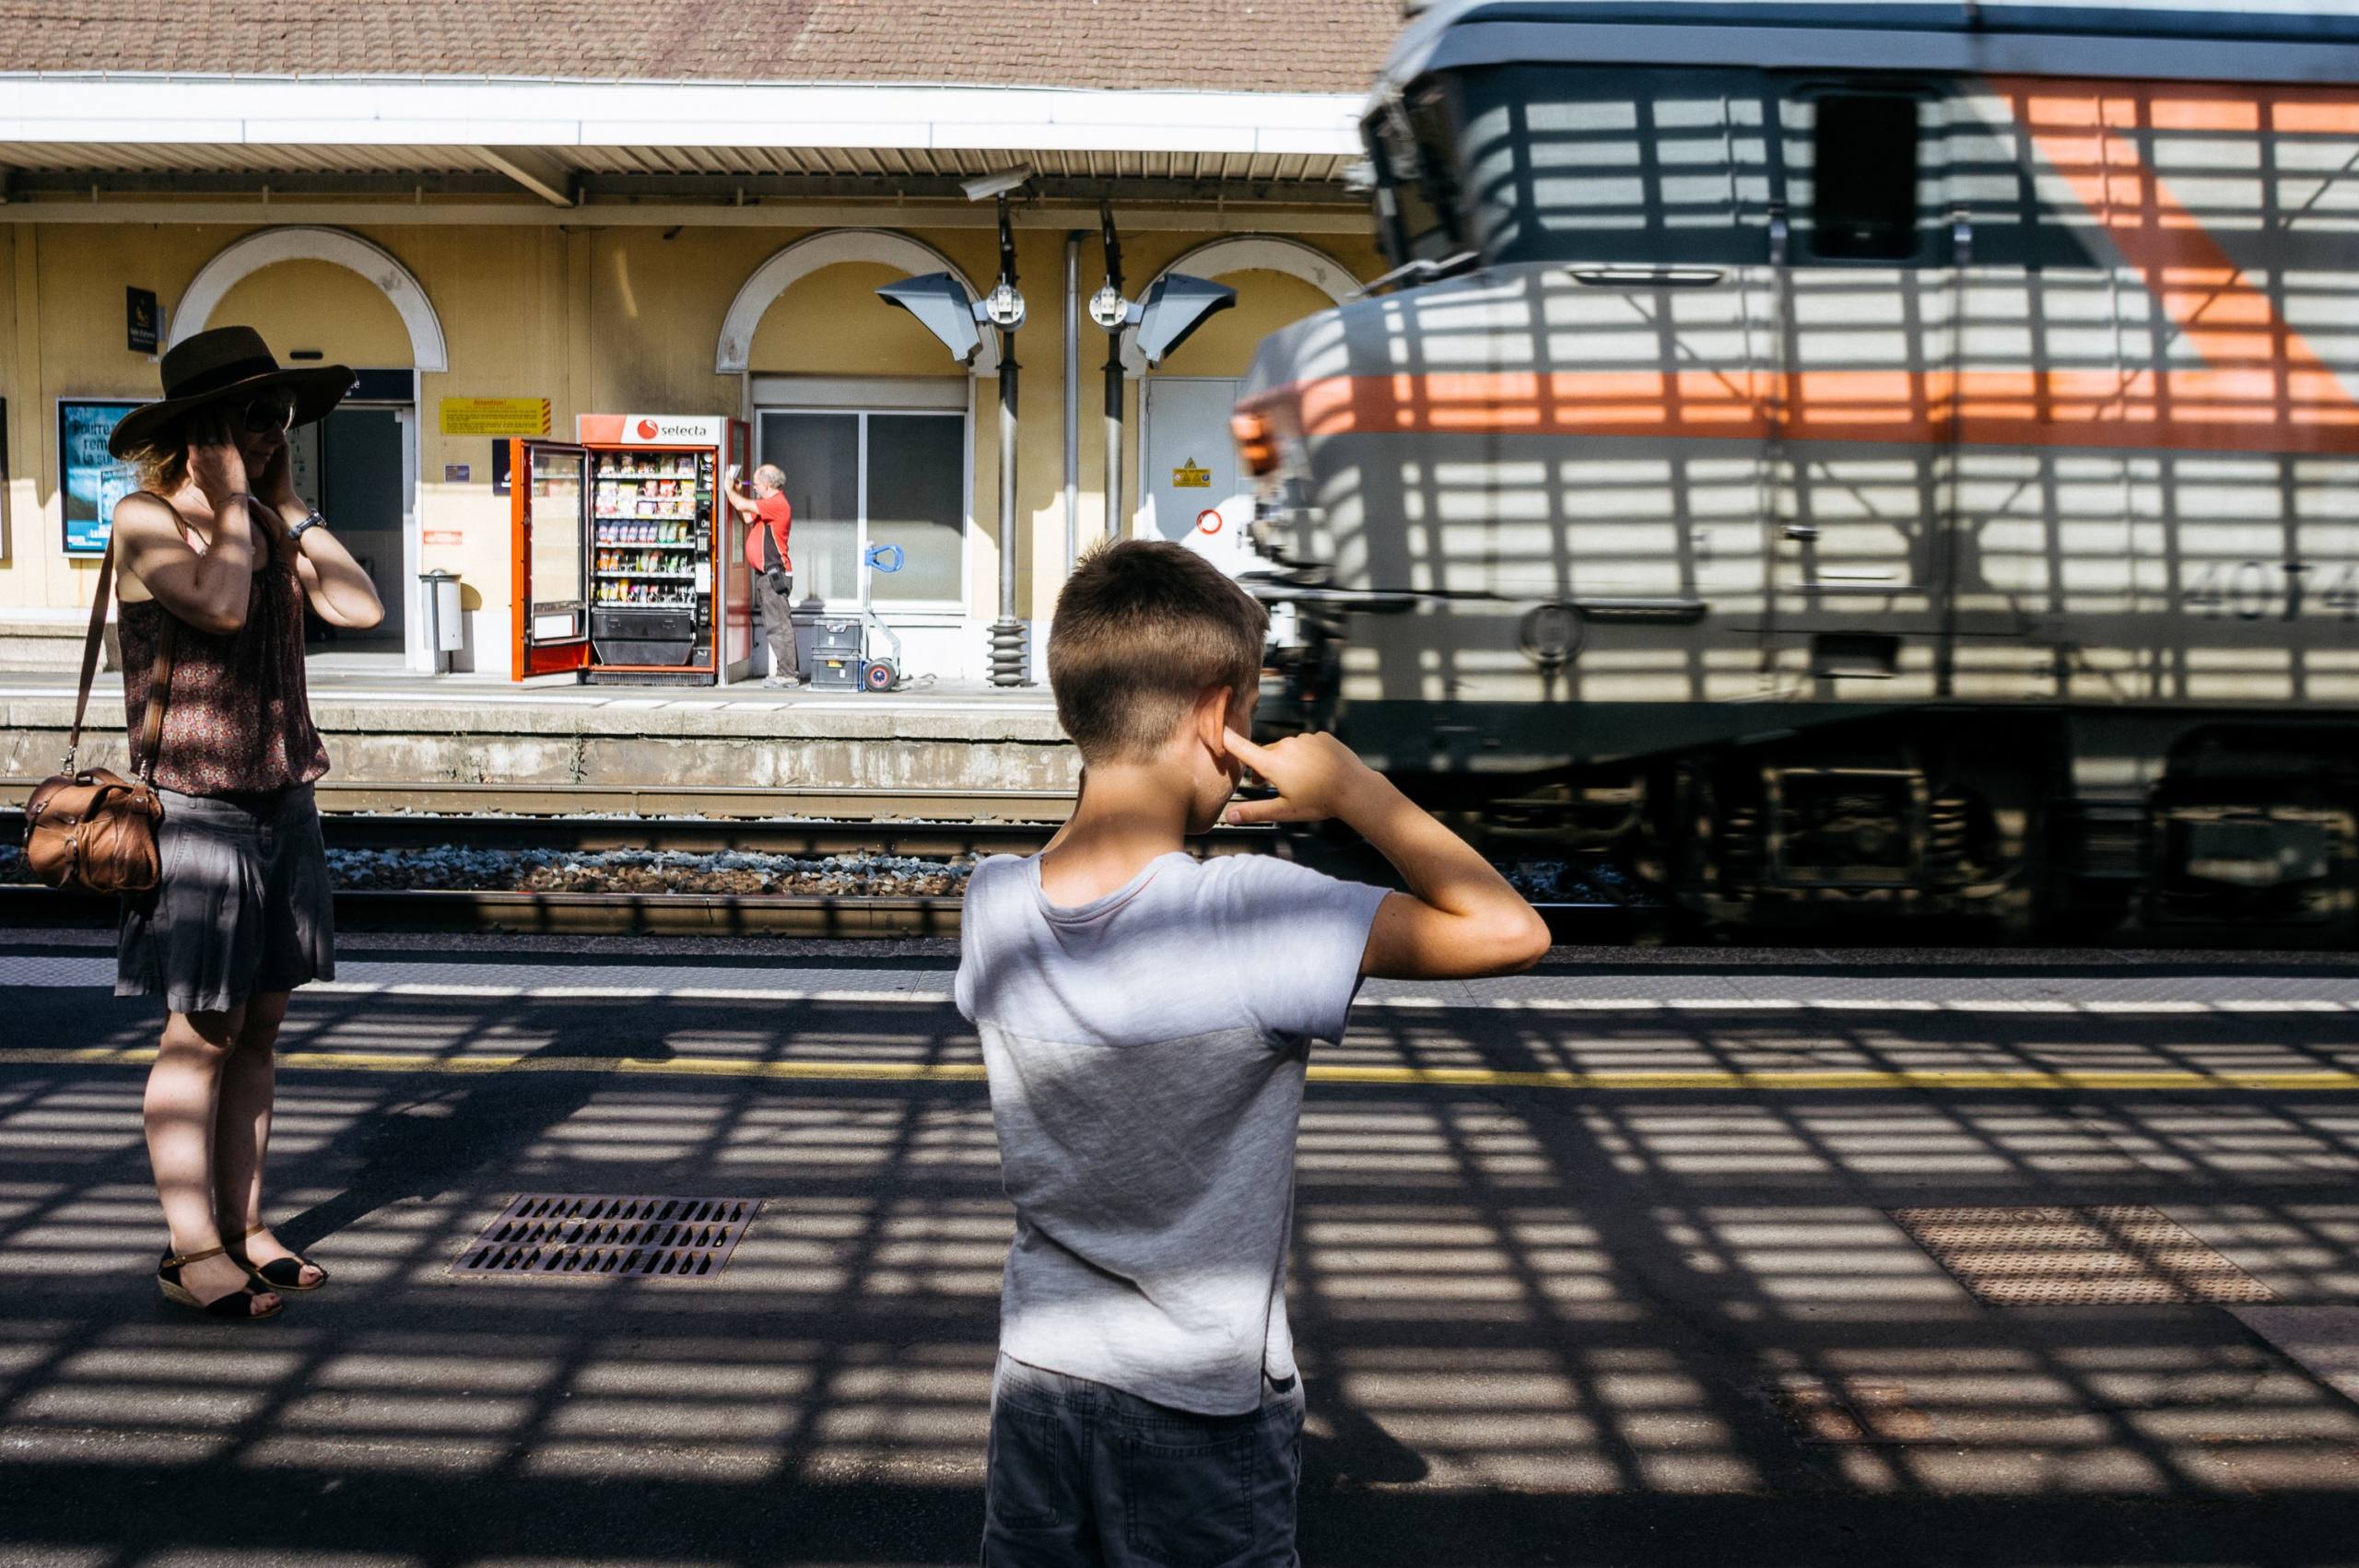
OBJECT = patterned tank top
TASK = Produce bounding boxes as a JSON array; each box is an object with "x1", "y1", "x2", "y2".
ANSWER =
[{"x1": 120, "y1": 500, "x2": 330, "y2": 797}]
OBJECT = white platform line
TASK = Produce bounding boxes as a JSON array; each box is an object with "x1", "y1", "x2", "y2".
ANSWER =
[{"x1": 2, "y1": 957, "x2": 2353, "y2": 1015}]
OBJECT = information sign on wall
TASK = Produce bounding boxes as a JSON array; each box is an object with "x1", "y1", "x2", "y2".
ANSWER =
[
  {"x1": 58, "y1": 399, "x2": 141, "y2": 556},
  {"x1": 126, "y1": 288, "x2": 160, "y2": 356},
  {"x1": 439, "y1": 398, "x2": 550, "y2": 437}
]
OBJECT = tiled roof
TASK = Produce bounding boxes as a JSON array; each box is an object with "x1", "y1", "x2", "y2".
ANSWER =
[{"x1": 0, "y1": 0, "x2": 1402, "y2": 92}]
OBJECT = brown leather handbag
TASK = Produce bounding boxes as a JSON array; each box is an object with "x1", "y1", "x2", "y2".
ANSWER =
[{"x1": 22, "y1": 524, "x2": 176, "y2": 894}]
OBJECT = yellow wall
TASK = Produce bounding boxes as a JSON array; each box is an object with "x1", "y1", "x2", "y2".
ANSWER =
[
  {"x1": 0, "y1": 228, "x2": 24, "y2": 579},
  {"x1": 0, "y1": 216, "x2": 1381, "y2": 664},
  {"x1": 212, "y1": 260, "x2": 415, "y2": 369},
  {"x1": 1158, "y1": 271, "x2": 1341, "y2": 380},
  {"x1": 749, "y1": 261, "x2": 968, "y2": 375}
]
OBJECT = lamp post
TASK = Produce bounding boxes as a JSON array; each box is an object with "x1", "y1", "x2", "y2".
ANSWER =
[
  {"x1": 884, "y1": 192, "x2": 1236, "y2": 683},
  {"x1": 984, "y1": 194, "x2": 1026, "y2": 685},
  {"x1": 1089, "y1": 207, "x2": 1240, "y2": 543},
  {"x1": 879, "y1": 170, "x2": 1033, "y2": 685},
  {"x1": 1092, "y1": 205, "x2": 1127, "y2": 541}
]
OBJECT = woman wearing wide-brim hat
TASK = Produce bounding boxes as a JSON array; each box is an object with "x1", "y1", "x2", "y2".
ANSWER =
[{"x1": 107, "y1": 325, "x2": 385, "y2": 1321}]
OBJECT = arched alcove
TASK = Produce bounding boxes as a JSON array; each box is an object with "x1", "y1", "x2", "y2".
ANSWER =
[
  {"x1": 170, "y1": 227, "x2": 447, "y2": 370},
  {"x1": 716, "y1": 229, "x2": 1000, "y2": 376},
  {"x1": 1120, "y1": 236, "x2": 1357, "y2": 377}
]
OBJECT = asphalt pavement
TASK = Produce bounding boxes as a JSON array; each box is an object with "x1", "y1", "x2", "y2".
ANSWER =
[{"x1": 2, "y1": 930, "x2": 2355, "y2": 1566}]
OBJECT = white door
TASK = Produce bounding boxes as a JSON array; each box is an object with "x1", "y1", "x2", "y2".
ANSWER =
[{"x1": 1139, "y1": 377, "x2": 1265, "y2": 577}]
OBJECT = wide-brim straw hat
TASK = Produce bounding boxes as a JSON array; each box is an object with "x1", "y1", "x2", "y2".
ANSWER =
[{"x1": 108, "y1": 325, "x2": 355, "y2": 459}]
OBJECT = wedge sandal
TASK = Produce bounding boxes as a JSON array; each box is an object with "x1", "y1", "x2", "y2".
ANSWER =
[
  {"x1": 158, "y1": 1244, "x2": 282, "y2": 1321},
  {"x1": 227, "y1": 1223, "x2": 328, "y2": 1293}
]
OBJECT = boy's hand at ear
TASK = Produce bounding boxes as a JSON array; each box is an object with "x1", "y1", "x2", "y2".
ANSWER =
[
  {"x1": 1221, "y1": 730, "x2": 1381, "y2": 825},
  {"x1": 1225, "y1": 726, "x2": 1551, "y2": 979}
]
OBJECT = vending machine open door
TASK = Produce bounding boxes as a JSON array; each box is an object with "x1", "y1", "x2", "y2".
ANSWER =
[{"x1": 511, "y1": 439, "x2": 593, "y2": 679}]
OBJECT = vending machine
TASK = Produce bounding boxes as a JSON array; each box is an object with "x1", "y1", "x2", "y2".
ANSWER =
[{"x1": 510, "y1": 415, "x2": 754, "y2": 685}]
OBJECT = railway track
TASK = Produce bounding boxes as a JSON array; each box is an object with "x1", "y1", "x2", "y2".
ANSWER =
[
  {"x1": 0, "y1": 779, "x2": 1660, "y2": 942},
  {"x1": 0, "y1": 885, "x2": 1637, "y2": 940},
  {"x1": 0, "y1": 884, "x2": 965, "y2": 937},
  {"x1": 320, "y1": 813, "x2": 1072, "y2": 859},
  {"x1": 4, "y1": 778, "x2": 1075, "y2": 825}
]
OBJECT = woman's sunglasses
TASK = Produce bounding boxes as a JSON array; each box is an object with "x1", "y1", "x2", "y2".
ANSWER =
[{"x1": 238, "y1": 392, "x2": 298, "y2": 435}]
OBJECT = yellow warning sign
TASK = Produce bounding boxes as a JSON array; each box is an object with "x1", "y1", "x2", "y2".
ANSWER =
[
  {"x1": 439, "y1": 397, "x2": 551, "y2": 437},
  {"x1": 1172, "y1": 459, "x2": 1212, "y2": 489}
]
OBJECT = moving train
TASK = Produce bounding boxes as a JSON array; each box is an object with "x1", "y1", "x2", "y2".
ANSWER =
[{"x1": 1233, "y1": 0, "x2": 2359, "y2": 941}]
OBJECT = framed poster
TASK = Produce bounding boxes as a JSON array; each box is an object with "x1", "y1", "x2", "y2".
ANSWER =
[{"x1": 58, "y1": 399, "x2": 141, "y2": 556}]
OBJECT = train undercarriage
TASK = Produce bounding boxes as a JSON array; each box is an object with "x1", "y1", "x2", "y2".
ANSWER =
[{"x1": 1273, "y1": 669, "x2": 2359, "y2": 945}]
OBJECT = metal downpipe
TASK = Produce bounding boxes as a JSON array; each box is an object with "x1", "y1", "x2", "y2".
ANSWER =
[{"x1": 1063, "y1": 230, "x2": 1082, "y2": 580}]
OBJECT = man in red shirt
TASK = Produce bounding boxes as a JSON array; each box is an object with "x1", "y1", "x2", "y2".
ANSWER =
[{"x1": 724, "y1": 462, "x2": 801, "y2": 688}]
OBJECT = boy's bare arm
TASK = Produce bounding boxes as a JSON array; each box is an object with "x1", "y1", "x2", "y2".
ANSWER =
[{"x1": 1223, "y1": 730, "x2": 1551, "y2": 980}]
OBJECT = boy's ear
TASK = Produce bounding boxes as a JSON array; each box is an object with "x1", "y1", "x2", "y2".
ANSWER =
[{"x1": 1194, "y1": 685, "x2": 1236, "y2": 756}]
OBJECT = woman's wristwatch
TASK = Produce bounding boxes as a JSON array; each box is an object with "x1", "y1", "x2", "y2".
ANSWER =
[{"x1": 286, "y1": 509, "x2": 326, "y2": 545}]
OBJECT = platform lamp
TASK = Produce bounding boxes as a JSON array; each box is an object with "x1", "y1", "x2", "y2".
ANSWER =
[
  {"x1": 1089, "y1": 204, "x2": 1238, "y2": 540},
  {"x1": 878, "y1": 168, "x2": 1035, "y2": 685}
]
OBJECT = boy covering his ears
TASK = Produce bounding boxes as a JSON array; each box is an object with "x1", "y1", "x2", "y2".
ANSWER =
[{"x1": 956, "y1": 541, "x2": 1550, "y2": 1565}]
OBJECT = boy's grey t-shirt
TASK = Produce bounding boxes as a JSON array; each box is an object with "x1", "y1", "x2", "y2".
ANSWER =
[{"x1": 957, "y1": 850, "x2": 1389, "y2": 1416}]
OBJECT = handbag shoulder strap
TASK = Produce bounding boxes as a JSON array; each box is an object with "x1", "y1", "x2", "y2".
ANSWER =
[
  {"x1": 65, "y1": 494, "x2": 180, "y2": 782},
  {"x1": 61, "y1": 517, "x2": 121, "y2": 774}
]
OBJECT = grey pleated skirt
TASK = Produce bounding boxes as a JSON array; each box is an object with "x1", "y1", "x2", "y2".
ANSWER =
[{"x1": 116, "y1": 783, "x2": 336, "y2": 1014}]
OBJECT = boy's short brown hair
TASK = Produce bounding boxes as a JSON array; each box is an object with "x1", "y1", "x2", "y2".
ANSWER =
[{"x1": 1049, "y1": 540, "x2": 1270, "y2": 764}]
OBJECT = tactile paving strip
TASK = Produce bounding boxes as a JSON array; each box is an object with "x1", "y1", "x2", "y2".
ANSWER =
[
  {"x1": 1890, "y1": 1205, "x2": 2275, "y2": 1305},
  {"x1": 450, "y1": 1193, "x2": 759, "y2": 1282}
]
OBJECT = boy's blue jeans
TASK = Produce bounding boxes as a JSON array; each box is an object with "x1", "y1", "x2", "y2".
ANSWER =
[{"x1": 981, "y1": 1353, "x2": 1306, "y2": 1567}]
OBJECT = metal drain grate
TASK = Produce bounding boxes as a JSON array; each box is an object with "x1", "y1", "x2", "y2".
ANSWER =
[
  {"x1": 450, "y1": 1194, "x2": 759, "y2": 1282},
  {"x1": 1891, "y1": 1205, "x2": 2274, "y2": 1306}
]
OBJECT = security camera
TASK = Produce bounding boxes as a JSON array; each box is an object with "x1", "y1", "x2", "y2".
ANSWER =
[{"x1": 960, "y1": 168, "x2": 1036, "y2": 203}]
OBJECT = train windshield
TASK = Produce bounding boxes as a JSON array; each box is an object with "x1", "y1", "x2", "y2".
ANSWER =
[
  {"x1": 1368, "y1": 84, "x2": 1468, "y2": 266},
  {"x1": 1448, "y1": 64, "x2": 1774, "y2": 267},
  {"x1": 1380, "y1": 65, "x2": 1955, "y2": 270}
]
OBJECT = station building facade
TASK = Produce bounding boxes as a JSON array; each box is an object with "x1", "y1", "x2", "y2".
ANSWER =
[{"x1": 0, "y1": 0, "x2": 1394, "y2": 681}]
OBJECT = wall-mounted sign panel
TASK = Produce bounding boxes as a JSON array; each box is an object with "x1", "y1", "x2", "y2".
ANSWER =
[
  {"x1": 58, "y1": 399, "x2": 140, "y2": 556},
  {"x1": 440, "y1": 398, "x2": 550, "y2": 437}
]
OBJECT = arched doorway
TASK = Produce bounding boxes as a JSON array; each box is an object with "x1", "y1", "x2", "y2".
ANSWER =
[
  {"x1": 1123, "y1": 238, "x2": 1357, "y2": 573},
  {"x1": 718, "y1": 231, "x2": 996, "y2": 681},
  {"x1": 173, "y1": 228, "x2": 447, "y2": 671}
]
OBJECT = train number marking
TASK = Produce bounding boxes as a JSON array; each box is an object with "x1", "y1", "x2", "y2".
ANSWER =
[
  {"x1": 2183, "y1": 560, "x2": 2353, "y2": 622},
  {"x1": 2324, "y1": 565, "x2": 2359, "y2": 622}
]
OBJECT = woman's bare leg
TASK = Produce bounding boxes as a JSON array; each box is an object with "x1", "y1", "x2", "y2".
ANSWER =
[
  {"x1": 145, "y1": 1005, "x2": 280, "y2": 1312},
  {"x1": 214, "y1": 991, "x2": 320, "y2": 1286}
]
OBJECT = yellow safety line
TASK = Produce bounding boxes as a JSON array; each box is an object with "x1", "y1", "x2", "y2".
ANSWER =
[{"x1": 5, "y1": 1047, "x2": 2354, "y2": 1093}]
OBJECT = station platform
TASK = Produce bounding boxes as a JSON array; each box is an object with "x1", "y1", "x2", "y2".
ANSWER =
[
  {"x1": 0, "y1": 659, "x2": 1076, "y2": 799},
  {"x1": 5, "y1": 934, "x2": 2357, "y2": 1564}
]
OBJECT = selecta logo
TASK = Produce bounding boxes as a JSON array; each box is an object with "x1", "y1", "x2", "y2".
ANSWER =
[{"x1": 618, "y1": 415, "x2": 716, "y2": 443}]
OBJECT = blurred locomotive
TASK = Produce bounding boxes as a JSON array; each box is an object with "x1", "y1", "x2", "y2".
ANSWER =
[{"x1": 1233, "y1": 0, "x2": 2359, "y2": 941}]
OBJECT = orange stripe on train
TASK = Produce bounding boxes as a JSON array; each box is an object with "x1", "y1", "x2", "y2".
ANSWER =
[{"x1": 1262, "y1": 368, "x2": 2359, "y2": 454}]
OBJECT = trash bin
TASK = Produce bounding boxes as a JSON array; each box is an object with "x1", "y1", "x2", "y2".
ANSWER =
[{"x1": 418, "y1": 569, "x2": 464, "y2": 672}]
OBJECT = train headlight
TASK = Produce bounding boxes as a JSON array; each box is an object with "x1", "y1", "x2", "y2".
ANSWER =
[
  {"x1": 1519, "y1": 602, "x2": 1585, "y2": 669},
  {"x1": 1230, "y1": 409, "x2": 1279, "y2": 476}
]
